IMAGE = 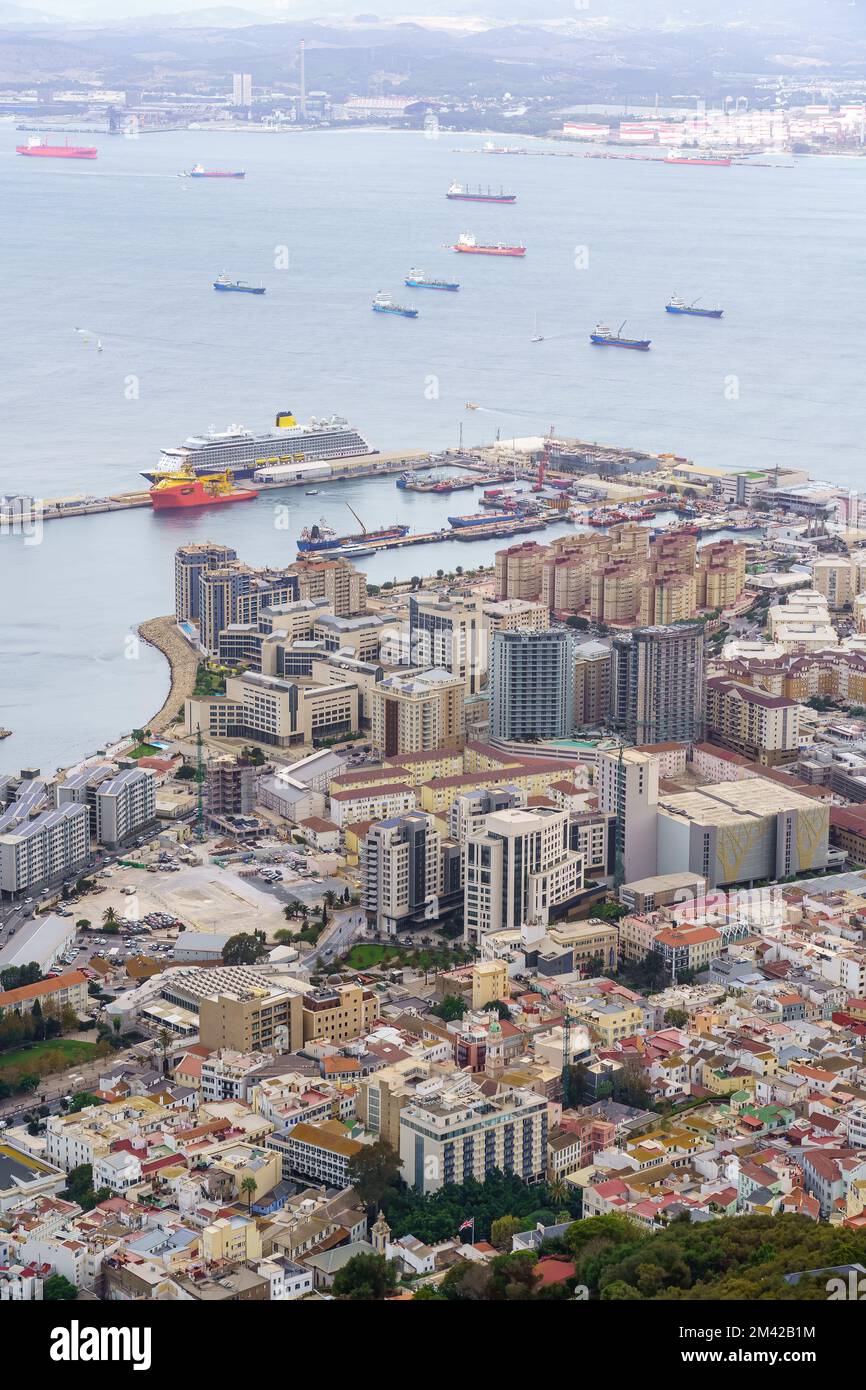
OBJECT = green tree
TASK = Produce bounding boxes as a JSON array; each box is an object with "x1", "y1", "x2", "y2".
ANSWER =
[
  {"x1": 332, "y1": 1251, "x2": 397, "y2": 1301},
  {"x1": 430, "y1": 994, "x2": 465, "y2": 1023},
  {"x1": 490, "y1": 1214, "x2": 523, "y2": 1251},
  {"x1": 43, "y1": 1273, "x2": 78, "y2": 1301},
  {"x1": 102, "y1": 906, "x2": 119, "y2": 932},
  {"x1": 346, "y1": 1139, "x2": 402, "y2": 1211},
  {"x1": 222, "y1": 931, "x2": 268, "y2": 966},
  {"x1": 241, "y1": 1175, "x2": 257, "y2": 1210}
]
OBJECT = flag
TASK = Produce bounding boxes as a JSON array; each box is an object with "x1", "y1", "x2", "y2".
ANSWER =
[{"x1": 458, "y1": 1218, "x2": 474, "y2": 1233}]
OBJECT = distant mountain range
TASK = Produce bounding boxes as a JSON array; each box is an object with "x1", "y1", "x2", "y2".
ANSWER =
[{"x1": 0, "y1": 2, "x2": 864, "y2": 95}]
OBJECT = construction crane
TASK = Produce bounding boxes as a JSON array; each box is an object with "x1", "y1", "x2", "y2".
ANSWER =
[
  {"x1": 345, "y1": 501, "x2": 367, "y2": 534},
  {"x1": 195, "y1": 726, "x2": 206, "y2": 842}
]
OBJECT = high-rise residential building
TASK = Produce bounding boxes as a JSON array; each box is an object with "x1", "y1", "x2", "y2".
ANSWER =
[
  {"x1": 175, "y1": 542, "x2": 238, "y2": 623},
  {"x1": 705, "y1": 676, "x2": 801, "y2": 766},
  {"x1": 55, "y1": 762, "x2": 114, "y2": 835},
  {"x1": 94, "y1": 767, "x2": 156, "y2": 848},
  {"x1": 370, "y1": 668, "x2": 465, "y2": 757},
  {"x1": 0, "y1": 804, "x2": 89, "y2": 900},
  {"x1": 696, "y1": 539, "x2": 748, "y2": 611},
  {"x1": 291, "y1": 557, "x2": 367, "y2": 616},
  {"x1": 490, "y1": 628, "x2": 574, "y2": 742},
  {"x1": 409, "y1": 594, "x2": 488, "y2": 695},
  {"x1": 231, "y1": 73, "x2": 253, "y2": 106},
  {"x1": 573, "y1": 639, "x2": 611, "y2": 727},
  {"x1": 399, "y1": 1077, "x2": 548, "y2": 1193},
  {"x1": 494, "y1": 541, "x2": 547, "y2": 601},
  {"x1": 610, "y1": 622, "x2": 706, "y2": 746},
  {"x1": 464, "y1": 805, "x2": 583, "y2": 945},
  {"x1": 196, "y1": 563, "x2": 304, "y2": 657},
  {"x1": 362, "y1": 811, "x2": 460, "y2": 935},
  {"x1": 597, "y1": 747, "x2": 659, "y2": 884}
]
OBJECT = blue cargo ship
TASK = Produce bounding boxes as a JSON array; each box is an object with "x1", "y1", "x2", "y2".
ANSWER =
[
  {"x1": 297, "y1": 521, "x2": 410, "y2": 553},
  {"x1": 213, "y1": 272, "x2": 265, "y2": 295},
  {"x1": 405, "y1": 268, "x2": 460, "y2": 291},
  {"x1": 372, "y1": 291, "x2": 418, "y2": 318},
  {"x1": 665, "y1": 294, "x2": 723, "y2": 318},
  {"x1": 590, "y1": 322, "x2": 651, "y2": 351}
]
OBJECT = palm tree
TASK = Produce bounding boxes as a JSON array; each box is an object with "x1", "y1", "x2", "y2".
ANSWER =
[
  {"x1": 102, "y1": 906, "x2": 118, "y2": 930},
  {"x1": 547, "y1": 1176, "x2": 570, "y2": 1207},
  {"x1": 240, "y1": 1175, "x2": 257, "y2": 1211},
  {"x1": 156, "y1": 1028, "x2": 171, "y2": 1075}
]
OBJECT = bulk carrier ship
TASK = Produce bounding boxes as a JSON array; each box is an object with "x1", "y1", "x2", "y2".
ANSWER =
[{"x1": 143, "y1": 409, "x2": 374, "y2": 484}]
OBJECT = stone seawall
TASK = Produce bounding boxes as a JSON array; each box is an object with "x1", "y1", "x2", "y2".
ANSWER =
[{"x1": 137, "y1": 616, "x2": 199, "y2": 736}]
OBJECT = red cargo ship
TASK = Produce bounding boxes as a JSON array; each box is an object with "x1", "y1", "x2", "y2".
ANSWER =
[
  {"x1": 665, "y1": 153, "x2": 731, "y2": 166},
  {"x1": 454, "y1": 232, "x2": 525, "y2": 257},
  {"x1": 16, "y1": 137, "x2": 97, "y2": 159},
  {"x1": 149, "y1": 471, "x2": 258, "y2": 510}
]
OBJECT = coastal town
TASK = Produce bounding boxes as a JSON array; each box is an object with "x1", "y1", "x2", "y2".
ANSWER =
[{"x1": 4, "y1": 434, "x2": 866, "y2": 1311}]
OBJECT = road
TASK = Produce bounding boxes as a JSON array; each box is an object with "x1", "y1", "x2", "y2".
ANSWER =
[{"x1": 313, "y1": 910, "x2": 366, "y2": 966}]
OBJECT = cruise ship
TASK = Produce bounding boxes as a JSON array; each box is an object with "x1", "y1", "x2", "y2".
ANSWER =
[{"x1": 143, "y1": 409, "x2": 374, "y2": 484}]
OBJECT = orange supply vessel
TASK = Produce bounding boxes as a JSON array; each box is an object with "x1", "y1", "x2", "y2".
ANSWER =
[{"x1": 149, "y1": 471, "x2": 258, "y2": 510}]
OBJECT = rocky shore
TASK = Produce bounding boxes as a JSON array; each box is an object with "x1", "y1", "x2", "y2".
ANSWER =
[{"x1": 137, "y1": 616, "x2": 199, "y2": 736}]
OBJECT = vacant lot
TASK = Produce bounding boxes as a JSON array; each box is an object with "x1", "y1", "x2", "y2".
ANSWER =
[{"x1": 0, "y1": 1038, "x2": 99, "y2": 1081}]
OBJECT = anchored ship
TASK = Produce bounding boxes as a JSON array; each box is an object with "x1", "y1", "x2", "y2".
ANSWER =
[
  {"x1": 405, "y1": 269, "x2": 460, "y2": 291},
  {"x1": 665, "y1": 152, "x2": 731, "y2": 166},
  {"x1": 666, "y1": 294, "x2": 724, "y2": 318},
  {"x1": 213, "y1": 272, "x2": 265, "y2": 294},
  {"x1": 453, "y1": 233, "x2": 525, "y2": 257},
  {"x1": 590, "y1": 322, "x2": 651, "y2": 351},
  {"x1": 149, "y1": 470, "x2": 258, "y2": 510},
  {"x1": 446, "y1": 181, "x2": 516, "y2": 203},
  {"x1": 372, "y1": 291, "x2": 418, "y2": 318},
  {"x1": 143, "y1": 409, "x2": 374, "y2": 485},
  {"x1": 182, "y1": 164, "x2": 245, "y2": 178},
  {"x1": 16, "y1": 136, "x2": 96, "y2": 159}
]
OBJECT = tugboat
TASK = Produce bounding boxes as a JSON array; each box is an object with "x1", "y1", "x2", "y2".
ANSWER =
[
  {"x1": 590, "y1": 322, "x2": 651, "y2": 351},
  {"x1": 665, "y1": 294, "x2": 724, "y2": 318},
  {"x1": 372, "y1": 291, "x2": 418, "y2": 318},
  {"x1": 213, "y1": 272, "x2": 265, "y2": 294},
  {"x1": 405, "y1": 268, "x2": 460, "y2": 291}
]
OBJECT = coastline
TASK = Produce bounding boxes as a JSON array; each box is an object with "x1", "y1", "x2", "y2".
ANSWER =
[{"x1": 137, "y1": 616, "x2": 199, "y2": 736}]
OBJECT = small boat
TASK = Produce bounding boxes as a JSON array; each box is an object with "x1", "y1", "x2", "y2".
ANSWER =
[
  {"x1": 213, "y1": 272, "x2": 265, "y2": 294},
  {"x1": 465, "y1": 402, "x2": 480, "y2": 410},
  {"x1": 590, "y1": 321, "x2": 651, "y2": 351},
  {"x1": 531, "y1": 311, "x2": 544, "y2": 342},
  {"x1": 372, "y1": 291, "x2": 418, "y2": 318},
  {"x1": 96, "y1": 339, "x2": 103, "y2": 352},
  {"x1": 305, "y1": 488, "x2": 320, "y2": 495},
  {"x1": 0, "y1": 728, "x2": 11, "y2": 739},
  {"x1": 665, "y1": 294, "x2": 724, "y2": 318},
  {"x1": 182, "y1": 164, "x2": 245, "y2": 179}
]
